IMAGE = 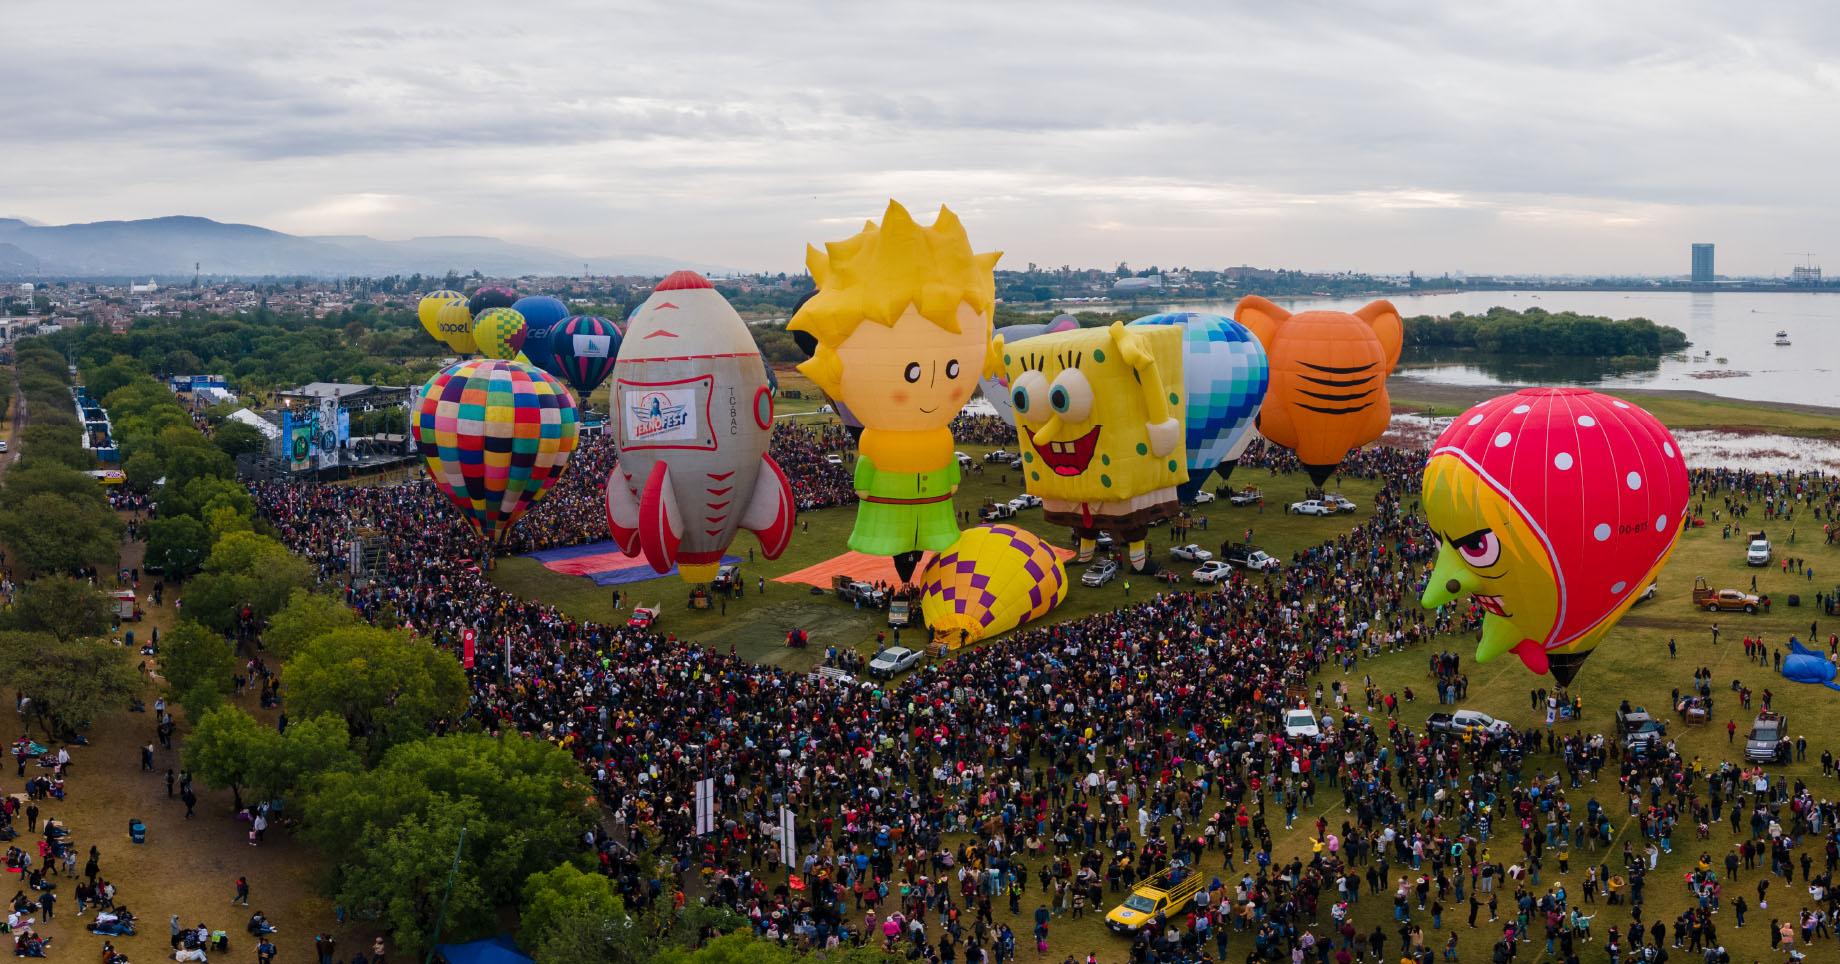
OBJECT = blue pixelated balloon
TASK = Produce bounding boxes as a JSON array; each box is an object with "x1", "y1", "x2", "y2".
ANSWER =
[
  {"x1": 1127, "y1": 312, "x2": 1268, "y2": 500},
  {"x1": 511, "y1": 296, "x2": 571, "y2": 374}
]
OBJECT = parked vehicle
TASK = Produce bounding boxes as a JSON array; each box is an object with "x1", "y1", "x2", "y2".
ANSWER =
[
  {"x1": 1191, "y1": 561, "x2": 1233, "y2": 584},
  {"x1": 1187, "y1": 490, "x2": 1216, "y2": 505},
  {"x1": 1283, "y1": 708, "x2": 1322, "y2": 741},
  {"x1": 888, "y1": 596, "x2": 915, "y2": 627},
  {"x1": 984, "y1": 449, "x2": 1015, "y2": 463},
  {"x1": 712, "y1": 563, "x2": 742, "y2": 592},
  {"x1": 1225, "y1": 486, "x2": 1263, "y2": 506},
  {"x1": 1745, "y1": 711, "x2": 1791, "y2": 763},
  {"x1": 868, "y1": 646, "x2": 923, "y2": 678},
  {"x1": 1222, "y1": 543, "x2": 1280, "y2": 572},
  {"x1": 824, "y1": 454, "x2": 844, "y2": 466},
  {"x1": 831, "y1": 576, "x2": 888, "y2": 608},
  {"x1": 1288, "y1": 500, "x2": 1335, "y2": 516},
  {"x1": 978, "y1": 502, "x2": 1016, "y2": 521},
  {"x1": 1747, "y1": 534, "x2": 1772, "y2": 566},
  {"x1": 627, "y1": 606, "x2": 661, "y2": 630},
  {"x1": 1169, "y1": 544, "x2": 1213, "y2": 562},
  {"x1": 1323, "y1": 493, "x2": 1358, "y2": 513},
  {"x1": 1081, "y1": 558, "x2": 1120, "y2": 587},
  {"x1": 1106, "y1": 866, "x2": 1207, "y2": 933},
  {"x1": 1427, "y1": 709, "x2": 1513, "y2": 737},
  {"x1": 1615, "y1": 705, "x2": 1667, "y2": 752},
  {"x1": 955, "y1": 451, "x2": 973, "y2": 468},
  {"x1": 1008, "y1": 493, "x2": 1042, "y2": 510},
  {"x1": 1692, "y1": 577, "x2": 1758, "y2": 613}
]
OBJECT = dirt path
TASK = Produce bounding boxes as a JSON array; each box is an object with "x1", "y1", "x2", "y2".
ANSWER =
[{"x1": 0, "y1": 369, "x2": 22, "y2": 478}]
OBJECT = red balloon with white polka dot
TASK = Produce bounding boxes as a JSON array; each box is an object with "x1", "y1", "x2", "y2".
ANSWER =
[{"x1": 1418, "y1": 388, "x2": 1689, "y2": 686}]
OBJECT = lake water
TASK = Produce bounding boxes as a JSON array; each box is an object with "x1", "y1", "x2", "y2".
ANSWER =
[{"x1": 1130, "y1": 291, "x2": 1839, "y2": 407}]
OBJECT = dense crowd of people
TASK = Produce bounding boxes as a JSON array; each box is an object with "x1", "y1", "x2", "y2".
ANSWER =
[{"x1": 243, "y1": 443, "x2": 1840, "y2": 964}]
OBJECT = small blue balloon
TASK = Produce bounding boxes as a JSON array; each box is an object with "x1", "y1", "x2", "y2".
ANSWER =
[{"x1": 512, "y1": 296, "x2": 571, "y2": 373}]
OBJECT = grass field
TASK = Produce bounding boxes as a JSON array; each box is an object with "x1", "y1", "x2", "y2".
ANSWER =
[
  {"x1": 495, "y1": 435, "x2": 1840, "y2": 962},
  {"x1": 1395, "y1": 383, "x2": 1840, "y2": 439},
  {"x1": 491, "y1": 438, "x2": 1388, "y2": 670}
]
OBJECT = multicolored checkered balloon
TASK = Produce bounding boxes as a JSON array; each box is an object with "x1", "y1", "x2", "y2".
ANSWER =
[
  {"x1": 920, "y1": 524, "x2": 1067, "y2": 649},
  {"x1": 472, "y1": 307, "x2": 529, "y2": 360},
  {"x1": 1128, "y1": 312, "x2": 1268, "y2": 500},
  {"x1": 411, "y1": 359, "x2": 580, "y2": 545}
]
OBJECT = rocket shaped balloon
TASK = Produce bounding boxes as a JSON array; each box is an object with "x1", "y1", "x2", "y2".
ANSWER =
[{"x1": 604, "y1": 271, "x2": 796, "y2": 582}]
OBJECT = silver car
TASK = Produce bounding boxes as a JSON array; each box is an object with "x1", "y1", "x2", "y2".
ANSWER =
[{"x1": 868, "y1": 646, "x2": 922, "y2": 677}]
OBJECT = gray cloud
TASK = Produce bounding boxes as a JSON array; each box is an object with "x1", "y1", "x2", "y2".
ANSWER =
[{"x1": 7, "y1": 0, "x2": 1838, "y2": 275}]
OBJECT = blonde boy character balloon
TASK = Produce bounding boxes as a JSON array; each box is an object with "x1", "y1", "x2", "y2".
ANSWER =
[
  {"x1": 790, "y1": 201, "x2": 1002, "y2": 583},
  {"x1": 1000, "y1": 322, "x2": 1184, "y2": 572}
]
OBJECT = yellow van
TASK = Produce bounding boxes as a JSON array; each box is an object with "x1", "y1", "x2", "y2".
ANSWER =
[{"x1": 1105, "y1": 865, "x2": 1207, "y2": 933}]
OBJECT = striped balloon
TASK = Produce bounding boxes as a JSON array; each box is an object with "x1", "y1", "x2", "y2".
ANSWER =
[
  {"x1": 417, "y1": 289, "x2": 464, "y2": 344},
  {"x1": 547, "y1": 315, "x2": 621, "y2": 398},
  {"x1": 411, "y1": 359, "x2": 580, "y2": 546},
  {"x1": 472, "y1": 307, "x2": 528, "y2": 360}
]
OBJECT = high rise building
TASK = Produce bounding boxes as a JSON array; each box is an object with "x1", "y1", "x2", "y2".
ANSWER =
[{"x1": 1691, "y1": 243, "x2": 1715, "y2": 283}]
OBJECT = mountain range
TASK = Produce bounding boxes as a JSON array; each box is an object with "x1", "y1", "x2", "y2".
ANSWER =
[{"x1": 0, "y1": 216, "x2": 732, "y2": 279}]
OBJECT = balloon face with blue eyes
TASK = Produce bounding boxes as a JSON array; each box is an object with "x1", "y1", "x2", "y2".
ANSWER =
[{"x1": 1002, "y1": 323, "x2": 1186, "y2": 509}]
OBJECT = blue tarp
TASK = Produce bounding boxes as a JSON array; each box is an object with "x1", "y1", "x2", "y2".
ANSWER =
[{"x1": 433, "y1": 934, "x2": 533, "y2": 964}]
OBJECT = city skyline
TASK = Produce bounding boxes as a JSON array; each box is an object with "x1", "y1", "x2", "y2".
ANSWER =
[{"x1": 8, "y1": 0, "x2": 1839, "y2": 276}]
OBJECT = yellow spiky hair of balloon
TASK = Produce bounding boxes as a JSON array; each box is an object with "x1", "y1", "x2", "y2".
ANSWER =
[{"x1": 791, "y1": 200, "x2": 1001, "y2": 350}]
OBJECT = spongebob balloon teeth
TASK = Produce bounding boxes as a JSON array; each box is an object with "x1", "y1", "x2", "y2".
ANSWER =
[{"x1": 1003, "y1": 321, "x2": 1185, "y2": 572}]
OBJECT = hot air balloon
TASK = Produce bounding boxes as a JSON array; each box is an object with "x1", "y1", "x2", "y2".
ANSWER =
[
  {"x1": 788, "y1": 200, "x2": 1001, "y2": 583},
  {"x1": 1417, "y1": 388, "x2": 1688, "y2": 685},
  {"x1": 547, "y1": 315, "x2": 621, "y2": 399},
  {"x1": 604, "y1": 273, "x2": 794, "y2": 583},
  {"x1": 1233, "y1": 295, "x2": 1401, "y2": 485},
  {"x1": 467, "y1": 285, "x2": 518, "y2": 318},
  {"x1": 418, "y1": 290, "x2": 463, "y2": 345},
  {"x1": 412, "y1": 359, "x2": 580, "y2": 557},
  {"x1": 979, "y1": 314, "x2": 1080, "y2": 425},
  {"x1": 1001, "y1": 322, "x2": 1184, "y2": 572},
  {"x1": 434, "y1": 299, "x2": 478, "y2": 355},
  {"x1": 920, "y1": 524, "x2": 1068, "y2": 650},
  {"x1": 1127, "y1": 312, "x2": 1269, "y2": 502},
  {"x1": 472, "y1": 307, "x2": 529, "y2": 360},
  {"x1": 511, "y1": 295, "x2": 570, "y2": 373}
]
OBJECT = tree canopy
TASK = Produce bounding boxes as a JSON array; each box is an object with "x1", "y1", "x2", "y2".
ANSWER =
[{"x1": 283, "y1": 625, "x2": 467, "y2": 756}]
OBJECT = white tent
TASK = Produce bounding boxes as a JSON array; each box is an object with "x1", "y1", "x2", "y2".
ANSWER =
[{"x1": 228, "y1": 408, "x2": 280, "y2": 441}]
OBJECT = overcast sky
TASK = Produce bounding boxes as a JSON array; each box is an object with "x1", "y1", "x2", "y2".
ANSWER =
[{"x1": 8, "y1": 0, "x2": 1838, "y2": 276}]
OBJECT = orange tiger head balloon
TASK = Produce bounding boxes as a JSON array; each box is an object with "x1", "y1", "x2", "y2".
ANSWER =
[{"x1": 1233, "y1": 296, "x2": 1402, "y2": 485}]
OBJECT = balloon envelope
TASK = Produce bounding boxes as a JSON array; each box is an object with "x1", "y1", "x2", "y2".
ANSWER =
[
  {"x1": 1417, "y1": 388, "x2": 1687, "y2": 685},
  {"x1": 472, "y1": 307, "x2": 529, "y2": 360},
  {"x1": 467, "y1": 285, "x2": 518, "y2": 318},
  {"x1": 411, "y1": 359, "x2": 580, "y2": 546},
  {"x1": 1127, "y1": 312, "x2": 1269, "y2": 501},
  {"x1": 548, "y1": 315, "x2": 621, "y2": 398},
  {"x1": 1234, "y1": 296, "x2": 1401, "y2": 485},
  {"x1": 418, "y1": 290, "x2": 463, "y2": 344},
  {"x1": 981, "y1": 314, "x2": 1081, "y2": 425},
  {"x1": 920, "y1": 524, "x2": 1067, "y2": 649},
  {"x1": 511, "y1": 296, "x2": 570, "y2": 373},
  {"x1": 434, "y1": 299, "x2": 478, "y2": 355}
]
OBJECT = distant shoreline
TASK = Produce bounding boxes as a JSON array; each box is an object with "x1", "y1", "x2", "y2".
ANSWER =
[{"x1": 1389, "y1": 373, "x2": 1840, "y2": 422}]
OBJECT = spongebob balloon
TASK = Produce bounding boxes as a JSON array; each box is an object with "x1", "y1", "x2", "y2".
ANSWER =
[
  {"x1": 1418, "y1": 388, "x2": 1688, "y2": 685},
  {"x1": 1002, "y1": 322, "x2": 1184, "y2": 572},
  {"x1": 789, "y1": 200, "x2": 1001, "y2": 583}
]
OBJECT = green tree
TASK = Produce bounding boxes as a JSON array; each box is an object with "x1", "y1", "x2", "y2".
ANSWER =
[
  {"x1": 284, "y1": 626, "x2": 467, "y2": 755},
  {"x1": 520, "y1": 864, "x2": 625, "y2": 953},
  {"x1": 18, "y1": 422, "x2": 92, "y2": 470},
  {"x1": 303, "y1": 733, "x2": 593, "y2": 907},
  {"x1": 251, "y1": 711, "x2": 358, "y2": 802},
  {"x1": 183, "y1": 531, "x2": 311, "y2": 632},
  {"x1": 144, "y1": 515, "x2": 211, "y2": 576},
  {"x1": 0, "y1": 491, "x2": 123, "y2": 574},
  {"x1": 532, "y1": 913, "x2": 644, "y2": 964},
  {"x1": 6, "y1": 577, "x2": 112, "y2": 643},
  {"x1": 160, "y1": 621, "x2": 238, "y2": 718},
  {"x1": 213, "y1": 419, "x2": 270, "y2": 457},
  {"x1": 264, "y1": 589, "x2": 358, "y2": 659},
  {"x1": 180, "y1": 703, "x2": 278, "y2": 812},
  {"x1": 204, "y1": 504, "x2": 253, "y2": 543},
  {"x1": 122, "y1": 450, "x2": 164, "y2": 491},
  {"x1": 338, "y1": 798, "x2": 496, "y2": 956},
  {"x1": 0, "y1": 632, "x2": 142, "y2": 739}
]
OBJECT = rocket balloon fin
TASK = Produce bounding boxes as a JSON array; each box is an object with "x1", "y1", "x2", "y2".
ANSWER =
[
  {"x1": 636, "y1": 462, "x2": 683, "y2": 574},
  {"x1": 605, "y1": 464, "x2": 643, "y2": 556},
  {"x1": 739, "y1": 454, "x2": 796, "y2": 559}
]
